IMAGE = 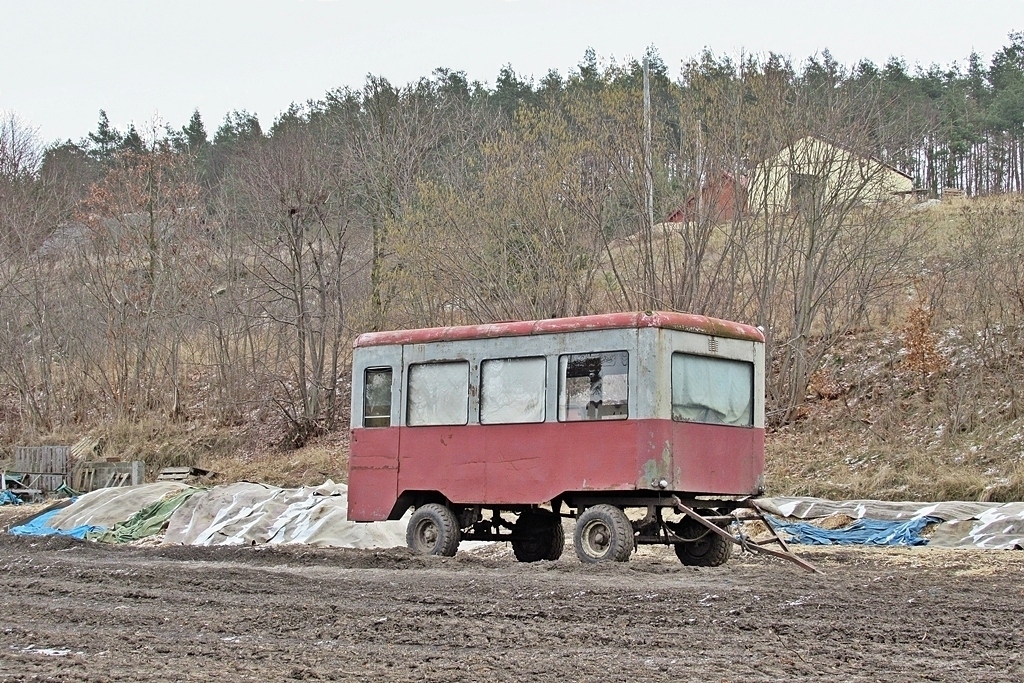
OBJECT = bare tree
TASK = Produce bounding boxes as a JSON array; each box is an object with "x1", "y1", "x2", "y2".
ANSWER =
[
  {"x1": 228, "y1": 120, "x2": 354, "y2": 444},
  {"x1": 388, "y1": 104, "x2": 611, "y2": 324},
  {"x1": 346, "y1": 74, "x2": 493, "y2": 330},
  {"x1": 0, "y1": 113, "x2": 73, "y2": 431},
  {"x1": 735, "y1": 62, "x2": 921, "y2": 422},
  {"x1": 73, "y1": 135, "x2": 203, "y2": 420},
  {"x1": 0, "y1": 112, "x2": 47, "y2": 254}
]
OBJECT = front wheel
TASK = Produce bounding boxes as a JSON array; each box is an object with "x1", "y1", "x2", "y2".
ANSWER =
[
  {"x1": 574, "y1": 504, "x2": 634, "y2": 563},
  {"x1": 407, "y1": 503, "x2": 461, "y2": 556}
]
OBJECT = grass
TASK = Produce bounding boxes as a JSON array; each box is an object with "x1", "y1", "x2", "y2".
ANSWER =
[{"x1": 203, "y1": 437, "x2": 349, "y2": 488}]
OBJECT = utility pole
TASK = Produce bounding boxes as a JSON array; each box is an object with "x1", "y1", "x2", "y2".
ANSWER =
[{"x1": 642, "y1": 56, "x2": 656, "y2": 309}]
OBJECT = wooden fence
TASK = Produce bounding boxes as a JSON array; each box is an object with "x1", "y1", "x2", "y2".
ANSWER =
[{"x1": 11, "y1": 446, "x2": 70, "y2": 493}]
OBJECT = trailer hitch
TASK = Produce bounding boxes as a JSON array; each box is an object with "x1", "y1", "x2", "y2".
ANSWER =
[{"x1": 670, "y1": 496, "x2": 820, "y2": 574}]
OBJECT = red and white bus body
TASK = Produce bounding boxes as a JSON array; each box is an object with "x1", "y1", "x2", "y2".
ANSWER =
[{"x1": 348, "y1": 312, "x2": 765, "y2": 524}]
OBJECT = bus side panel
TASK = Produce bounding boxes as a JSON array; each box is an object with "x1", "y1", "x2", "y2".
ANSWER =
[
  {"x1": 348, "y1": 427, "x2": 400, "y2": 522},
  {"x1": 397, "y1": 421, "x2": 640, "y2": 506},
  {"x1": 396, "y1": 420, "x2": 764, "y2": 506},
  {"x1": 661, "y1": 421, "x2": 764, "y2": 495}
]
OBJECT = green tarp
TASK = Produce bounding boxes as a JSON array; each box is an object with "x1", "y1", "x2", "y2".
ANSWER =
[{"x1": 89, "y1": 488, "x2": 201, "y2": 544}]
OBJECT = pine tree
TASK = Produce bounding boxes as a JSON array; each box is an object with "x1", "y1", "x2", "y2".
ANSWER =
[
  {"x1": 493, "y1": 65, "x2": 535, "y2": 118},
  {"x1": 213, "y1": 110, "x2": 262, "y2": 146},
  {"x1": 87, "y1": 110, "x2": 122, "y2": 161},
  {"x1": 182, "y1": 109, "x2": 208, "y2": 151},
  {"x1": 120, "y1": 124, "x2": 144, "y2": 154}
]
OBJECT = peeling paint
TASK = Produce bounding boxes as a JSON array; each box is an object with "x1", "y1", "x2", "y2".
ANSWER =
[{"x1": 640, "y1": 442, "x2": 675, "y2": 488}]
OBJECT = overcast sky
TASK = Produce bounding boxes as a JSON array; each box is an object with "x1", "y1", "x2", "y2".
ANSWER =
[{"x1": 2, "y1": 0, "x2": 1023, "y2": 143}]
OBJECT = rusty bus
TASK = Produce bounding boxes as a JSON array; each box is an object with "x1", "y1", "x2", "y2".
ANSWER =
[{"x1": 347, "y1": 311, "x2": 778, "y2": 566}]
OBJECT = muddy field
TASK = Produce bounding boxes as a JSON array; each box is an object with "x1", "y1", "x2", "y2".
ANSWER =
[{"x1": 1, "y1": 535, "x2": 1021, "y2": 683}]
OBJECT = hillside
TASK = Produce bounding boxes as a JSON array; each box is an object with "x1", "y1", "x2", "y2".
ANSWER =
[
  {"x1": 3, "y1": 196, "x2": 1022, "y2": 501},
  {"x1": 768, "y1": 324, "x2": 1024, "y2": 501}
]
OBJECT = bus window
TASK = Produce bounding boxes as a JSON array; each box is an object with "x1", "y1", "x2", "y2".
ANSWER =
[
  {"x1": 671, "y1": 352, "x2": 753, "y2": 427},
  {"x1": 558, "y1": 351, "x2": 628, "y2": 422},
  {"x1": 407, "y1": 361, "x2": 470, "y2": 426},
  {"x1": 480, "y1": 357, "x2": 546, "y2": 424},
  {"x1": 362, "y1": 367, "x2": 393, "y2": 428}
]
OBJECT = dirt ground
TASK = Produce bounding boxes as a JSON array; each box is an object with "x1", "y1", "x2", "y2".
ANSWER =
[{"x1": 1, "y1": 536, "x2": 1022, "y2": 682}]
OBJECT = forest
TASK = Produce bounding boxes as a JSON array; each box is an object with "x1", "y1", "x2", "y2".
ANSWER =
[{"x1": 2, "y1": 37, "x2": 1024, "y2": 484}]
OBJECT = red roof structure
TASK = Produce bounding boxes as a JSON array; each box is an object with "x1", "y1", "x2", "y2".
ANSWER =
[
  {"x1": 667, "y1": 173, "x2": 748, "y2": 224},
  {"x1": 354, "y1": 311, "x2": 764, "y2": 348}
]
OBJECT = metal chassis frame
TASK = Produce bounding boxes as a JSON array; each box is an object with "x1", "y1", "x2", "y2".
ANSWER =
[{"x1": 449, "y1": 496, "x2": 818, "y2": 573}]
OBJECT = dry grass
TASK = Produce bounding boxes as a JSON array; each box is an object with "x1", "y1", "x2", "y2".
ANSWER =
[
  {"x1": 7, "y1": 414, "x2": 348, "y2": 488},
  {"x1": 766, "y1": 322, "x2": 1024, "y2": 502},
  {"x1": 203, "y1": 439, "x2": 349, "y2": 488},
  {"x1": 767, "y1": 405, "x2": 1024, "y2": 501}
]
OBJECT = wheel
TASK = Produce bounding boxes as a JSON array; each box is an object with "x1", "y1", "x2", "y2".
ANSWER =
[
  {"x1": 512, "y1": 511, "x2": 565, "y2": 562},
  {"x1": 674, "y1": 531, "x2": 732, "y2": 567},
  {"x1": 573, "y1": 504, "x2": 634, "y2": 563},
  {"x1": 406, "y1": 503, "x2": 461, "y2": 556}
]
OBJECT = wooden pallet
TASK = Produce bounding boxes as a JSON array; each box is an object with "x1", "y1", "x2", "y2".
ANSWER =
[{"x1": 156, "y1": 466, "x2": 214, "y2": 483}]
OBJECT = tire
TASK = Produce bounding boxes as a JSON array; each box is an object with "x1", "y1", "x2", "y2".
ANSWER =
[
  {"x1": 406, "y1": 503, "x2": 461, "y2": 557},
  {"x1": 674, "y1": 531, "x2": 732, "y2": 567},
  {"x1": 512, "y1": 511, "x2": 565, "y2": 562},
  {"x1": 573, "y1": 504, "x2": 634, "y2": 563}
]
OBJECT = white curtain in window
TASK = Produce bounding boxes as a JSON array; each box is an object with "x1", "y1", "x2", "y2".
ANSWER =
[
  {"x1": 407, "y1": 362, "x2": 469, "y2": 426},
  {"x1": 672, "y1": 354, "x2": 752, "y2": 426}
]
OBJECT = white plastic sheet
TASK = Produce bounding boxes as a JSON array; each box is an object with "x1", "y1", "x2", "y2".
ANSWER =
[{"x1": 163, "y1": 481, "x2": 408, "y2": 548}]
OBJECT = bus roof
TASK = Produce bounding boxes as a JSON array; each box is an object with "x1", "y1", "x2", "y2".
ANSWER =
[{"x1": 353, "y1": 311, "x2": 765, "y2": 348}]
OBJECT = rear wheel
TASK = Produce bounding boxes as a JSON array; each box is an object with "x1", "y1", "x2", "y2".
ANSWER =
[
  {"x1": 407, "y1": 503, "x2": 461, "y2": 556},
  {"x1": 574, "y1": 504, "x2": 633, "y2": 563},
  {"x1": 512, "y1": 511, "x2": 564, "y2": 562},
  {"x1": 674, "y1": 531, "x2": 732, "y2": 567}
]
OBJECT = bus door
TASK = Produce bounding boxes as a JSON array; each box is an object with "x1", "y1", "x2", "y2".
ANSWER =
[{"x1": 348, "y1": 344, "x2": 402, "y2": 521}]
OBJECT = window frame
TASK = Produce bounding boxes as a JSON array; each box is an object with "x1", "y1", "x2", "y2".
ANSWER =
[
  {"x1": 361, "y1": 366, "x2": 394, "y2": 428},
  {"x1": 557, "y1": 350, "x2": 630, "y2": 423}
]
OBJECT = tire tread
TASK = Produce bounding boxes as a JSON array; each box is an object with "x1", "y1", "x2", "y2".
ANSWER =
[
  {"x1": 573, "y1": 504, "x2": 634, "y2": 563},
  {"x1": 407, "y1": 503, "x2": 461, "y2": 557},
  {"x1": 674, "y1": 531, "x2": 732, "y2": 567},
  {"x1": 512, "y1": 512, "x2": 565, "y2": 562}
]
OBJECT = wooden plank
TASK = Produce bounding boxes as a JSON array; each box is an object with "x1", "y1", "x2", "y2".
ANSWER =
[
  {"x1": 156, "y1": 473, "x2": 189, "y2": 481},
  {"x1": 10, "y1": 447, "x2": 69, "y2": 492}
]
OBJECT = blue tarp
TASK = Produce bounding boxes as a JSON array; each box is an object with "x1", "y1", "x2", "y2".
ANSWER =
[
  {"x1": 0, "y1": 490, "x2": 22, "y2": 506},
  {"x1": 768, "y1": 515, "x2": 942, "y2": 546},
  {"x1": 8, "y1": 508, "x2": 106, "y2": 540}
]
